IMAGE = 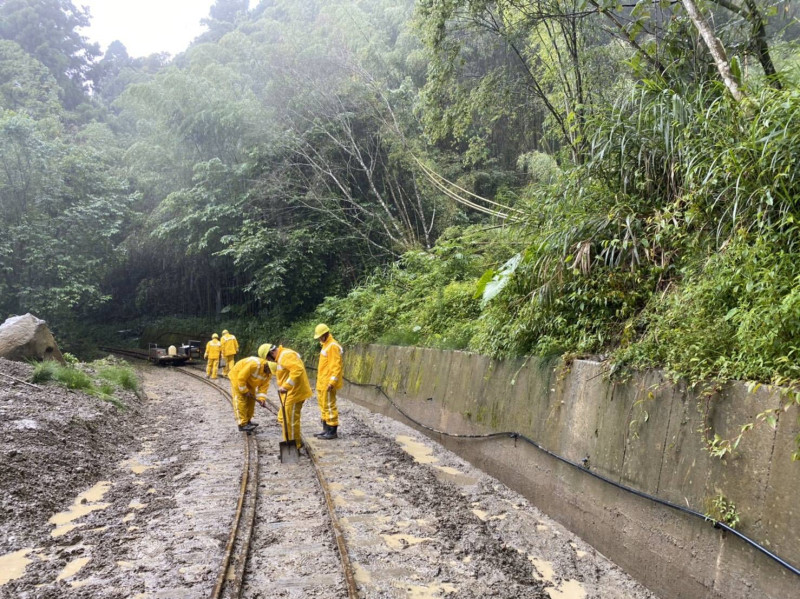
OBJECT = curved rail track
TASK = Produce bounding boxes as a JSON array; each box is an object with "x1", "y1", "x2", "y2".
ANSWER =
[{"x1": 99, "y1": 347, "x2": 359, "y2": 599}]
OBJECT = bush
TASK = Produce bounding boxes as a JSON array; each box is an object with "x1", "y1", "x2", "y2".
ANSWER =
[
  {"x1": 55, "y1": 366, "x2": 94, "y2": 391},
  {"x1": 312, "y1": 226, "x2": 517, "y2": 352}
]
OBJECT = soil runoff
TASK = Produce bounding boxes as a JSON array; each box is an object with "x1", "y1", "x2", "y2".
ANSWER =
[{"x1": 0, "y1": 360, "x2": 658, "y2": 599}]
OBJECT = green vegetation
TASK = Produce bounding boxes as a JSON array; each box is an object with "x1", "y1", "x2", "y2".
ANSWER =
[
  {"x1": 705, "y1": 493, "x2": 741, "y2": 529},
  {"x1": 31, "y1": 359, "x2": 139, "y2": 407},
  {"x1": 313, "y1": 82, "x2": 800, "y2": 388},
  {"x1": 2, "y1": 1, "x2": 799, "y2": 453},
  {"x1": 31, "y1": 361, "x2": 93, "y2": 390}
]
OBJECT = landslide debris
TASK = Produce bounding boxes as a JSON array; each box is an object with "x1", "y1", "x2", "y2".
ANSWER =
[{"x1": 0, "y1": 358, "x2": 141, "y2": 550}]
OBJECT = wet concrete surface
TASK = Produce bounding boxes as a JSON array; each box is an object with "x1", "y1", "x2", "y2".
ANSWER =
[{"x1": 1, "y1": 359, "x2": 659, "y2": 598}]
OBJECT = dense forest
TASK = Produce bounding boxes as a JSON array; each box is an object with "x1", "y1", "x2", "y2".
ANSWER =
[{"x1": 2, "y1": 0, "x2": 800, "y2": 396}]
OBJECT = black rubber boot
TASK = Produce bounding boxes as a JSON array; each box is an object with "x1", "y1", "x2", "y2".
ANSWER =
[
  {"x1": 320, "y1": 425, "x2": 338, "y2": 440},
  {"x1": 314, "y1": 420, "x2": 329, "y2": 438}
]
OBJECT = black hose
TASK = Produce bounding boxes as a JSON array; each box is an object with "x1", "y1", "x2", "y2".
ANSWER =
[{"x1": 328, "y1": 368, "x2": 800, "y2": 579}]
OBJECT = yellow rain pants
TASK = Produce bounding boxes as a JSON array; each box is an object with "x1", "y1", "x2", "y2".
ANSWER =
[{"x1": 277, "y1": 397, "x2": 305, "y2": 448}]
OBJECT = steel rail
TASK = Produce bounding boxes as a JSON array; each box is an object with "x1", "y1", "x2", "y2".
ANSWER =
[
  {"x1": 304, "y1": 440, "x2": 359, "y2": 598},
  {"x1": 102, "y1": 347, "x2": 357, "y2": 597},
  {"x1": 177, "y1": 367, "x2": 259, "y2": 599},
  {"x1": 100, "y1": 347, "x2": 259, "y2": 599},
  {"x1": 255, "y1": 396, "x2": 360, "y2": 599}
]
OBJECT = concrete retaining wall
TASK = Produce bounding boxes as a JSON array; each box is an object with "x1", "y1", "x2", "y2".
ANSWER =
[{"x1": 340, "y1": 345, "x2": 800, "y2": 599}]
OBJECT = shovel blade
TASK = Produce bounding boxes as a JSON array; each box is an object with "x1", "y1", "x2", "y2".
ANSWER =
[{"x1": 279, "y1": 441, "x2": 300, "y2": 464}]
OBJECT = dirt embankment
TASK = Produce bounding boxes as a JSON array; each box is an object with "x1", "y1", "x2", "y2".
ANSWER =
[{"x1": 0, "y1": 358, "x2": 142, "y2": 550}]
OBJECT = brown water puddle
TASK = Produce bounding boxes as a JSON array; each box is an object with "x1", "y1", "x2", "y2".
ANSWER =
[
  {"x1": 55, "y1": 556, "x2": 91, "y2": 582},
  {"x1": 529, "y1": 556, "x2": 556, "y2": 583},
  {"x1": 381, "y1": 533, "x2": 433, "y2": 550},
  {"x1": 396, "y1": 435, "x2": 438, "y2": 464},
  {"x1": 402, "y1": 582, "x2": 458, "y2": 598},
  {"x1": 49, "y1": 481, "x2": 112, "y2": 537},
  {"x1": 547, "y1": 579, "x2": 587, "y2": 599},
  {"x1": 434, "y1": 465, "x2": 478, "y2": 486},
  {"x1": 471, "y1": 508, "x2": 508, "y2": 522},
  {"x1": 0, "y1": 548, "x2": 33, "y2": 586},
  {"x1": 528, "y1": 556, "x2": 587, "y2": 599},
  {"x1": 120, "y1": 455, "x2": 154, "y2": 475}
]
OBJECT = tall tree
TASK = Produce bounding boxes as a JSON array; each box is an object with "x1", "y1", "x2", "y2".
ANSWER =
[
  {"x1": 0, "y1": 0, "x2": 100, "y2": 109},
  {"x1": 0, "y1": 40, "x2": 62, "y2": 119}
]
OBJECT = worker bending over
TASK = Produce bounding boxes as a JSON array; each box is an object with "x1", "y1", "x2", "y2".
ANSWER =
[
  {"x1": 204, "y1": 333, "x2": 222, "y2": 379},
  {"x1": 260, "y1": 343, "x2": 312, "y2": 450},
  {"x1": 314, "y1": 324, "x2": 343, "y2": 440},
  {"x1": 220, "y1": 329, "x2": 239, "y2": 377},
  {"x1": 228, "y1": 354, "x2": 272, "y2": 433}
]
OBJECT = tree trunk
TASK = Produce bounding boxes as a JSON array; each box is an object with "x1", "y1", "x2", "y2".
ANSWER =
[
  {"x1": 710, "y1": 0, "x2": 780, "y2": 89},
  {"x1": 681, "y1": 0, "x2": 745, "y2": 101}
]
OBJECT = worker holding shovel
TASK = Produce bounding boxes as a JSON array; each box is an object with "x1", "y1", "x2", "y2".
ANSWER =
[
  {"x1": 228, "y1": 354, "x2": 273, "y2": 433},
  {"x1": 259, "y1": 343, "x2": 312, "y2": 452}
]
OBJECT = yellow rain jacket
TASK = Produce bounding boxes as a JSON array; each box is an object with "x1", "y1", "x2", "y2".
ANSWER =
[
  {"x1": 204, "y1": 339, "x2": 222, "y2": 359},
  {"x1": 317, "y1": 335, "x2": 344, "y2": 391},
  {"x1": 221, "y1": 333, "x2": 239, "y2": 357},
  {"x1": 274, "y1": 346, "x2": 312, "y2": 404},
  {"x1": 229, "y1": 356, "x2": 271, "y2": 404}
]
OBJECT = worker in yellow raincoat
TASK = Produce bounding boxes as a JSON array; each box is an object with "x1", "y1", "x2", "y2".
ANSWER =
[
  {"x1": 313, "y1": 324, "x2": 343, "y2": 440},
  {"x1": 204, "y1": 333, "x2": 222, "y2": 379},
  {"x1": 220, "y1": 329, "x2": 239, "y2": 377},
  {"x1": 260, "y1": 343, "x2": 312, "y2": 449},
  {"x1": 228, "y1": 354, "x2": 273, "y2": 433}
]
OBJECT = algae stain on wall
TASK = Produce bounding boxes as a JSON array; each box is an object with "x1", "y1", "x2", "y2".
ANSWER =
[{"x1": 349, "y1": 352, "x2": 376, "y2": 384}]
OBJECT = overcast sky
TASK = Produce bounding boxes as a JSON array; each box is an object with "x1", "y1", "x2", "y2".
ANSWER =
[{"x1": 79, "y1": 0, "x2": 216, "y2": 58}]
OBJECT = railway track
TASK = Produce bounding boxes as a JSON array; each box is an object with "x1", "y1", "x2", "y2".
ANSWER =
[{"x1": 100, "y1": 347, "x2": 358, "y2": 599}]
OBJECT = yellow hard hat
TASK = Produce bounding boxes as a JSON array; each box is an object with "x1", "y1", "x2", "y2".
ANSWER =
[
  {"x1": 222, "y1": 329, "x2": 229, "y2": 335},
  {"x1": 266, "y1": 361, "x2": 277, "y2": 374},
  {"x1": 258, "y1": 343, "x2": 277, "y2": 359},
  {"x1": 313, "y1": 323, "x2": 330, "y2": 339},
  {"x1": 212, "y1": 333, "x2": 219, "y2": 339}
]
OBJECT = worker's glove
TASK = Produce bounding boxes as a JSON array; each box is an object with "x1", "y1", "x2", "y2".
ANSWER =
[{"x1": 278, "y1": 386, "x2": 288, "y2": 394}]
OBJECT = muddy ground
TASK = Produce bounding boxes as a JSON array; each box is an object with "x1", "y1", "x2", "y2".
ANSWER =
[
  {"x1": 0, "y1": 358, "x2": 141, "y2": 550},
  {"x1": 1, "y1": 359, "x2": 659, "y2": 599},
  {"x1": 0, "y1": 361, "x2": 240, "y2": 598}
]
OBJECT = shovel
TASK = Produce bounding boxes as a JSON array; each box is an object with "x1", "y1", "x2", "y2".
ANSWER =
[{"x1": 278, "y1": 390, "x2": 300, "y2": 464}]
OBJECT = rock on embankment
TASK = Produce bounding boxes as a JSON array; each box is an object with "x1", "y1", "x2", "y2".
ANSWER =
[{"x1": 0, "y1": 313, "x2": 65, "y2": 364}]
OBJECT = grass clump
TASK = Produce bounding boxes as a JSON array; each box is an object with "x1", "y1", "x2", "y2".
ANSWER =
[
  {"x1": 30, "y1": 358, "x2": 139, "y2": 408},
  {"x1": 31, "y1": 361, "x2": 92, "y2": 390},
  {"x1": 31, "y1": 360, "x2": 59, "y2": 384},
  {"x1": 96, "y1": 363, "x2": 139, "y2": 392}
]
